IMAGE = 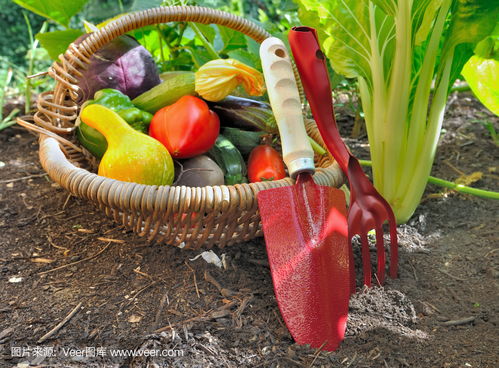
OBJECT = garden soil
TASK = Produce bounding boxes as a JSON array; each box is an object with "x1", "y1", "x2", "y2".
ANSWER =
[{"x1": 0, "y1": 93, "x2": 497, "y2": 367}]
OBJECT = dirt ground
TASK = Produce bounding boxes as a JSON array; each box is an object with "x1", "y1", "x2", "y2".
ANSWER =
[{"x1": 0, "y1": 93, "x2": 498, "y2": 368}]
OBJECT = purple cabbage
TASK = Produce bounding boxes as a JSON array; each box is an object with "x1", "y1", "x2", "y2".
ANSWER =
[{"x1": 76, "y1": 34, "x2": 161, "y2": 102}]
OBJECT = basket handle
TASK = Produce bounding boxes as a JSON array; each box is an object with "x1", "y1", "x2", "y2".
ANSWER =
[
  {"x1": 51, "y1": 6, "x2": 276, "y2": 99},
  {"x1": 42, "y1": 5, "x2": 303, "y2": 133},
  {"x1": 79, "y1": 6, "x2": 271, "y2": 58}
]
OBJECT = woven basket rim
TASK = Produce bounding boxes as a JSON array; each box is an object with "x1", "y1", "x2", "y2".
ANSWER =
[
  {"x1": 36, "y1": 129, "x2": 342, "y2": 198},
  {"x1": 19, "y1": 5, "x2": 345, "y2": 248}
]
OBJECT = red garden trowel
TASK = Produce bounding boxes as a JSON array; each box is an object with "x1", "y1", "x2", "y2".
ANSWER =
[{"x1": 257, "y1": 37, "x2": 350, "y2": 351}]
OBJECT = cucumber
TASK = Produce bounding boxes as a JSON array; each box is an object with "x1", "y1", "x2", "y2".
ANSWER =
[
  {"x1": 132, "y1": 71, "x2": 196, "y2": 113},
  {"x1": 222, "y1": 127, "x2": 265, "y2": 156},
  {"x1": 208, "y1": 135, "x2": 247, "y2": 185}
]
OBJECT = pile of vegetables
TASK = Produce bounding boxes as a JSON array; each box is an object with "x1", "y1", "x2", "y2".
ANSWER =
[{"x1": 76, "y1": 34, "x2": 289, "y2": 187}]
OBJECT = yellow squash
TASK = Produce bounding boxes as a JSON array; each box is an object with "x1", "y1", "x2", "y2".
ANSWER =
[{"x1": 79, "y1": 104, "x2": 174, "y2": 185}]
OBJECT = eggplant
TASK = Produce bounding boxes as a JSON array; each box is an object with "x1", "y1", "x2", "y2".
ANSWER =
[
  {"x1": 207, "y1": 96, "x2": 278, "y2": 133},
  {"x1": 75, "y1": 34, "x2": 161, "y2": 103},
  {"x1": 174, "y1": 155, "x2": 224, "y2": 187}
]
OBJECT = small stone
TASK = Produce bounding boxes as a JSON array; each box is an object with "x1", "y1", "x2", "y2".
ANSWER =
[
  {"x1": 128, "y1": 314, "x2": 142, "y2": 323},
  {"x1": 0, "y1": 327, "x2": 13, "y2": 342}
]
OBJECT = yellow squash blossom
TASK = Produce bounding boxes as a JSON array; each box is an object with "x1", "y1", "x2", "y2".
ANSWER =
[{"x1": 195, "y1": 59, "x2": 265, "y2": 102}]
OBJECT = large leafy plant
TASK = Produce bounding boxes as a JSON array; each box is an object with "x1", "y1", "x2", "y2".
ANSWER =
[
  {"x1": 12, "y1": 0, "x2": 88, "y2": 58},
  {"x1": 296, "y1": 0, "x2": 499, "y2": 223},
  {"x1": 461, "y1": 24, "x2": 499, "y2": 115}
]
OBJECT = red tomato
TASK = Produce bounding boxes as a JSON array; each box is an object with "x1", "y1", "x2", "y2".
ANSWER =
[
  {"x1": 149, "y1": 95, "x2": 220, "y2": 158},
  {"x1": 248, "y1": 144, "x2": 286, "y2": 182}
]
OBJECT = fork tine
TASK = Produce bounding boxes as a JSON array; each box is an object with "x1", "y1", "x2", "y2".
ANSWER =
[
  {"x1": 388, "y1": 214, "x2": 398, "y2": 279},
  {"x1": 360, "y1": 232, "x2": 372, "y2": 287},
  {"x1": 375, "y1": 225, "x2": 386, "y2": 285},
  {"x1": 348, "y1": 233, "x2": 356, "y2": 295}
]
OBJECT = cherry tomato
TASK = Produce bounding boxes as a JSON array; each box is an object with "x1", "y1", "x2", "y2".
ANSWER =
[
  {"x1": 248, "y1": 144, "x2": 286, "y2": 182},
  {"x1": 173, "y1": 212, "x2": 199, "y2": 228},
  {"x1": 149, "y1": 95, "x2": 220, "y2": 158}
]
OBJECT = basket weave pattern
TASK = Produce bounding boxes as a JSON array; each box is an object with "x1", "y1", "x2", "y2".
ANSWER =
[{"x1": 26, "y1": 6, "x2": 345, "y2": 249}]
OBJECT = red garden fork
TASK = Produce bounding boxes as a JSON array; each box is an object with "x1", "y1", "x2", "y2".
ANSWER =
[{"x1": 289, "y1": 27, "x2": 398, "y2": 291}]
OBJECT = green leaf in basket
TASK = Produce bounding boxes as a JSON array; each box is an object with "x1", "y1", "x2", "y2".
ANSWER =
[
  {"x1": 35, "y1": 29, "x2": 84, "y2": 60},
  {"x1": 12, "y1": 0, "x2": 89, "y2": 27}
]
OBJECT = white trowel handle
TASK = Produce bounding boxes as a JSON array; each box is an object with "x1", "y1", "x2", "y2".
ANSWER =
[{"x1": 260, "y1": 37, "x2": 315, "y2": 179}]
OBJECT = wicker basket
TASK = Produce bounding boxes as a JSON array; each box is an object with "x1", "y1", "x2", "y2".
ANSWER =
[{"x1": 18, "y1": 6, "x2": 345, "y2": 249}]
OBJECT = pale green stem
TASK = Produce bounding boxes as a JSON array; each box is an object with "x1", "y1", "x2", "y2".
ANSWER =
[
  {"x1": 400, "y1": 0, "x2": 451, "y2": 201},
  {"x1": 156, "y1": 25, "x2": 166, "y2": 64},
  {"x1": 23, "y1": 12, "x2": 34, "y2": 115},
  {"x1": 237, "y1": 0, "x2": 244, "y2": 16},
  {"x1": 0, "y1": 108, "x2": 19, "y2": 131},
  {"x1": 381, "y1": 0, "x2": 413, "y2": 202},
  {"x1": 23, "y1": 18, "x2": 47, "y2": 115},
  {"x1": 367, "y1": 2, "x2": 387, "y2": 193},
  {"x1": 358, "y1": 78, "x2": 379, "y2": 180},
  {"x1": 359, "y1": 160, "x2": 499, "y2": 200},
  {"x1": 308, "y1": 136, "x2": 326, "y2": 156},
  {"x1": 189, "y1": 23, "x2": 220, "y2": 61},
  {"x1": 0, "y1": 68, "x2": 13, "y2": 118},
  {"x1": 396, "y1": 50, "x2": 455, "y2": 222}
]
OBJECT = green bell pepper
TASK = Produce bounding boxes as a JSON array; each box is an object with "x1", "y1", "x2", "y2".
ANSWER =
[
  {"x1": 76, "y1": 121, "x2": 108, "y2": 159},
  {"x1": 76, "y1": 89, "x2": 154, "y2": 158}
]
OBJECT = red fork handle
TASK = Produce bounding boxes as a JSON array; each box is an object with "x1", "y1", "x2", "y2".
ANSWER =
[{"x1": 288, "y1": 27, "x2": 351, "y2": 174}]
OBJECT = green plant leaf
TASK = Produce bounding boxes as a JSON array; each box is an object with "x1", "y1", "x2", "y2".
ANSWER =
[
  {"x1": 414, "y1": 0, "x2": 443, "y2": 45},
  {"x1": 195, "y1": 24, "x2": 217, "y2": 44},
  {"x1": 444, "y1": 0, "x2": 499, "y2": 52},
  {"x1": 35, "y1": 29, "x2": 84, "y2": 60},
  {"x1": 129, "y1": 0, "x2": 163, "y2": 11},
  {"x1": 217, "y1": 25, "x2": 247, "y2": 52},
  {"x1": 462, "y1": 55, "x2": 499, "y2": 115},
  {"x1": 12, "y1": 0, "x2": 89, "y2": 27},
  {"x1": 438, "y1": 1, "x2": 499, "y2": 91},
  {"x1": 473, "y1": 22, "x2": 499, "y2": 60},
  {"x1": 227, "y1": 49, "x2": 259, "y2": 70},
  {"x1": 187, "y1": 47, "x2": 212, "y2": 69},
  {"x1": 297, "y1": 0, "x2": 372, "y2": 82}
]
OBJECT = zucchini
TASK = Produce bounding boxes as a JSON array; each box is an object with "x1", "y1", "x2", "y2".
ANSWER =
[
  {"x1": 207, "y1": 96, "x2": 278, "y2": 133},
  {"x1": 208, "y1": 135, "x2": 247, "y2": 185},
  {"x1": 132, "y1": 71, "x2": 196, "y2": 113},
  {"x1": 222, "y1": 127, "x2": 265, "y2": 156}
]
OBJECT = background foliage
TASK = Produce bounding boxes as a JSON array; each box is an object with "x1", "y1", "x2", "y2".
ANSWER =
[{"x1": 0, "y1": 0, "x2": 45, "y2": 66}]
